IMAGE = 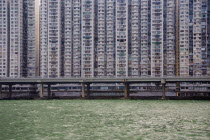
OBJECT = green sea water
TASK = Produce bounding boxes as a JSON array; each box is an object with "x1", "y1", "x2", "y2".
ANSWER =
[{"x1": 0, "y1": 100, "x2": 209, "y2": 140}]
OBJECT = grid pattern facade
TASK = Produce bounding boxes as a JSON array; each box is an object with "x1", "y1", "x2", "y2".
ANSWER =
[
  {"x1": 40, "y1": 0, "x2": 64, "y2": 78},
  {"x1": 179, "y1": 0, "x2": 190, "y2": 76},
  {"x1": 0, "y1": 0, "x2": 9, "y2": 77},
  {"x1": 140, "y1": 0, "x2": 151, "y2": 77},
  {"x1": 81, "y1": 0, "x2": 95, "y2": 78},
  {"x1": 96, "y1": 0, "x2": 106, "y2": 77},
  {"x1": 47, "y1": 1, "x2": 63, "y2": 77},
  {"x1": 25, "y1": 0, "x2": 37, "y2": 77},
  {"x1": 64, "y1": 0, "x2": 82, "y2": 77},
  {"x1": 115, "y1": 0, "x2": 128, "y2": 77},
  {"x1": 128, "y1": 0, "x2": 141, "y2": 77},
  {"x1": 179, "y1": 0, "x2": 210, "y2": 77},
  {"x1": 151, "y1": 0, "x2": 164, "y2": 77},
  {"x1": 208, "y1": 0, "x2": 210, "y2": 75},
  {"x1": 1, "y1": 0, "x2": 210, "y2": 78},
  {"x1": 26, "y1": 0, "x2": 210, "y2": 78},
  {"x1": 0, "y1": 0, "x2": 38, "y2": 78},
  {"x1": 164, "y1": 0, "x2": 176, "y2": 76},
  {"x1": 40, "y1": 0, "x2": 48, "y2": 77},
  {"x1": 64, "y1": 0, "x2": 73, "y2": 77},
  {"x1": 106, "y1": 0, "x2": 116, "y2": 77},
  {"x1": 9, "y1": 0, "x2": 23, "y2": 78}
]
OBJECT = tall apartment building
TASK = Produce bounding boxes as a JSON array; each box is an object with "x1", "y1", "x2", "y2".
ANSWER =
[
  {"x1": 1, "y1": 0, "x2": 210, "y2": 79},
  {"x1": 64, "y1": 0, "x2": 73, "y2": 77},
  {"x1": 150, "y1": 0, "x2": 164, "y2": 77},
  {"x1": 0, "y1": 0, "x2": 9, "y2": 78},
  {"x1": 9, "y1": 0, "x2": 23, "y2": 78},
  {"x1": 40, "y1": 0, "x2": 64, "y2": 78},
  {"x1": 140, "y1": 0, "x2": 151, "y2": 77},
  {"x1": 72, "y1": 0, "x2": 82, "y2": 77},
  {"x1": 0, "y1": 0, "x2": 38, "y2": 78},
  {"x1": 208, "y1": 0, "x2": 210, "y2": 75},
  {"x1": 95, "y1": 0, "x2": 116, "y2": 77},
  {"x1": 115, "y1": 0, "x2": 129, "y2": 77},
  {"x1": 106, "y1": 0, "x2": 116, "y2": 77},
  {"x1": 48, "y1": 1, "x2": 63, "y2": 78},
  {"x1": 179, "y1": 0, "x2": 210, "y2": 77},
  {"x1": 39, "y1": 0, "x2": 210, "y2": 78},
  {"x1": 192, "y1": 0, "x2": 208, "y2": 76},
  {"x1": 96, "y1": 0, "x2": 106, "y2": 77},
  {"x1": 164, "y1": 0, "x2": 176, "y2": 76},
  {"x1": 24, "y1": 0, "x2": 39, "y2": 77},
  {"x1": 64, "y1": 0, "x2": 81, "y2": 77},
  {"x1": 128, "y1": 0, "x2": 141, "y2": 77},
  {"x1": 81, "y1": 0, "x2": 95, "y2": 78}
]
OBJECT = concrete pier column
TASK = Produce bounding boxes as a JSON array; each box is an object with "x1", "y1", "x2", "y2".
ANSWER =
[
  {"x1": 81, "y1": 83, "x2": 86, "y2": 98},
  {"x1": 176, "y1": 82, "x2": 180, "y2": 96},
  {"x1": 124, "y1": 83, "x2": 130, "y2": 98},
  {"x1": 33, "y1": 84, "x2": 37, "y2": 94},
  {"x1": 161, "y1": 79, "x2": 166, "y2": 99},
  {"x1": 0, "y1": 84, "x2": 2, "y2": 99},
  {"x1": 47, "y1": 84, "x2": 51, "y2": 98},
  {"x1": 87, "y1": 83, "x2": 90, "y2": 98},
  {"x1": 39, "y1": 84, "x2": 44, "y2": 98},
  {"x1": 9, "y1": 84, "x2": 12, "y2": 99}
]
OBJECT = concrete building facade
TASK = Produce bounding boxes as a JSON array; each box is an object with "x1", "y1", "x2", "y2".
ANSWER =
[
  {"x1": 128, "y1": 0, "x2": 141, "y2": 77},
  {"x1": 179, "y1": 0, "x2": 210, "y2": 77},
  {"x1": 64, "y1": 0, "x2": 82, "y2": 77},
  {"x1": 1, "y1": 0, "x2": 210, "y2": 79},
  {"x1": 81, "y1": 0, "x2": 95, "y2": 78},
  {"x1": 0, "y1": 0, "x2": 38, "y2": 78},
  {"x1": 140, "y1": 0, "x2": 151, "y2": 77},
  {"x1": 115, "y1": 0, "x2": 129, "y2": 77},
  {"x1": 0, "y1": 0, "x2": 9, "y2": 77},
  {"x1": 9, "y1": 0, "x2": 23, "y2": 78}
]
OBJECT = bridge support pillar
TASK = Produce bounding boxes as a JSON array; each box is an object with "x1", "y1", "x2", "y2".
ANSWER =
[
  {"x1": 39, "y1": 84, "x2": 44, "y2": 98},
  {"x1": 124, "y1": 83, "x2": 130, "y2": 98},
  {"x1": 47, "y1": 84, "x2": 51, "y2": 98},
  {"x1": 32, "y1": 84, "x2": 37, "y2": 95},
  {"x1": 161, "y1": 79, "x2": 166, "y2": 100},
  {"x1": 81, "y1": 83, "x2": 86, "y2": 98},
  {"x1": 87, "y1": 83, "x2": 90, "y2": 98},
  {"x1": 9, "y1": 84, "x2": 12, "y2": 99},
  {"x1": 176, "y1": 82, "x2": 180, "y2": 96},
  {"x1": 0, "y1": 84, "x2": 2, "y2": 99}
]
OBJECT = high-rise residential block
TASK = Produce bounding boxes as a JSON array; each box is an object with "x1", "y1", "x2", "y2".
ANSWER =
[
  {"x1": 96, "y1": 0, "x2": 106, "y2": 77},
  {"x1": 9, "y1": 0, "x2": 23, "y2": 78},
  {"x1": 106, "y1": 0, "x2": 116, "y2": 77},
  {"x1": 151, "y1": 0, "x2": 164, "y2": 77},
  {"x1": 208, "y1": 0, "x2": 210, "y2": 75},
  {"x1": 40, "y1": 0, "x2": 48, "y2": 77},
  {"x1": 40, "y1": 0, "x2": 64, "y2": 78},
  {"x1": 0, "y1": 0, "x2": 9, "y2": 77},
  {"x1": 128, "y1": 0, "x2": 141, "y2": 77},
  {"x1": 24, "y1": 0, "x2": 39, "y2": 77},
  {"x1": 1, "y1": 0, "x2": 210, "y2": 79},
  {"x1": 192, "y1": 0, "x2": 207, "y2": 76},
  {"x1": 81, "y1": 0, "x2": 95, "y2": 78},
  {"x1": 64, "y1": 0, "x2": 73, "y2": 77},
  {"x1": 179, "y1": 0, "x2": 210, "y2": 77},
  {"x1": 164, "y1": 0, "x2": 176, "y2": 76},
  {"x1": 38, "y1": 0, "x2": 210, "y2": 78},
  {"x1": 0, "y1": 0, "x2": 38, "y2": 78},
  {"x1": 64, "y1": 0, "x2": 82, "y2": 77},
  {"x1": 115, "y1": 0, "x2": 129, "y2": 77},
  {"x1": 140, "y1": 0, "x2": 151, "y2": 77},
  {"x1": 47, "y1": 1, "x2": 63, "y2": 77}
]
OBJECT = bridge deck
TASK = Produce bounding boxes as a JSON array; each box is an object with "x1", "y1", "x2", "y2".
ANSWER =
[{"x1": 0, "y1": 77, "x2": 210, "y2": 84}]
